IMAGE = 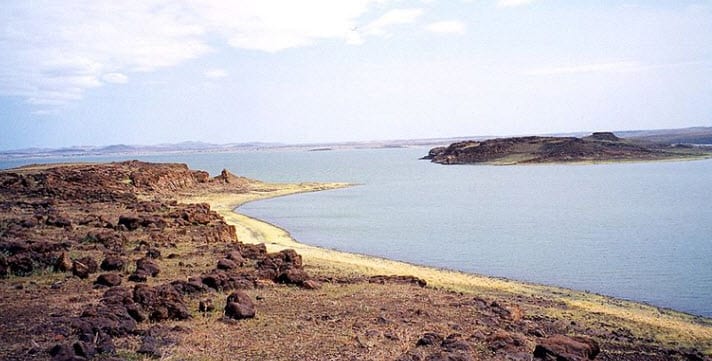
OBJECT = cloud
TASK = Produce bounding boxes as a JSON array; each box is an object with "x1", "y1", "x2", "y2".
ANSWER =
[
  {"x1": 1, "y1": 0, "x2": 415, "y2": 109},
  {"x1": 425, "y1": 21, "x2": 466, "y2": 34},
  {"x1": 362, "y1": 8, "x2": 424, "y2": 36},
  {"x1": 103, "y1": 73, "x2": 129, "y2": 84},
  {"x1": 0, "y1": 1, "x2": 211, "y2": 109},
  {"x1": 497, "y1": 0, "x2": 536, "y2": 7},
  {"x1": 204, "y1": 69, "x2": 228, "y2": 79}
]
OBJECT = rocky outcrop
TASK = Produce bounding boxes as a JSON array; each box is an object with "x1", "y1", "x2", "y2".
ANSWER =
[
  {"x1": 127, "y1": 161, "x2": 209, "y2": 192},
  {"x1": 424, "y1": 133, "x2": 700, "y2": 164}
]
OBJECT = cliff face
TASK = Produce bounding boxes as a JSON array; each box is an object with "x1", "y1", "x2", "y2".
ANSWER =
[
  {"x1": 423, "y1": 133, "x2": 707, "y2": 165},
  {"x1": 0, "y1": 161, "x2": 212, "y2": 202}
]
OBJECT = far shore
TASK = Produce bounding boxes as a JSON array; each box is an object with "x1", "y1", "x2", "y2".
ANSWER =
[{"x1": 180, "y1": 181, "x2": 712, "y2": 350}]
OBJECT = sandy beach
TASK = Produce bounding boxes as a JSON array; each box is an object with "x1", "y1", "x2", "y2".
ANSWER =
[{"x1": 182, "y1": 181, "x2": 712, "y2": 352}]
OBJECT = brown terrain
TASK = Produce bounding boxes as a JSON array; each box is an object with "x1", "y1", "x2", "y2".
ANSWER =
[
  {"x1": 423, "y1": 132, "x2": 712, "y2": 165},
  {"x1": 1, "y1": 161, "x2": 711, "y2": 361}
]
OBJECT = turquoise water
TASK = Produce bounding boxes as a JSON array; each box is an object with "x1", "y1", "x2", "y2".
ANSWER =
[{"x1": 3, "y1": 148, "x2": 712, "y2": 317}]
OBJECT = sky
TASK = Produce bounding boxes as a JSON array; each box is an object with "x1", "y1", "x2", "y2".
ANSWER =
[{"x1": 1, "y1": 0, "x2": 711, "y2": 150}]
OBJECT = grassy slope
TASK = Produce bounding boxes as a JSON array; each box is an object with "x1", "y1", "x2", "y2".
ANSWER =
[{"x1": 181, "y1": 183, "x2": 712, "y2": 354}]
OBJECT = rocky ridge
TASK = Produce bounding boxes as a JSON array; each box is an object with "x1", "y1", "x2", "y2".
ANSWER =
[{"x1": 423, "y1": 132, "x2": 711, "y2": 165}]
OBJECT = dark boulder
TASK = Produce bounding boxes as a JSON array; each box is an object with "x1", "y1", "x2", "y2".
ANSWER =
[
  {"x1": 417, "y1": 332, "x2": 444, "y2": 347},
  {"x1": 72, "y1": 257, "x2": 98, "y2": 279},
  {"x1": 118, "y1": 215, "x2": 141, "y2": 231},
  {"x1": 238, "y1": 243, "x2": 267, "y2": 260},
  {"x1": 137, "y1": 336, "x2": 162, "y2": 359},
  {"x1": 100, "y1": 255, "x2": 126, "y2": 271},
  {"x1": 224, "y1": 291, "x2": 255, "y2": 320},
  {"x1": 533, "y1": 335, "x2": 600, "y2": 361},
  {"x1": 8, "y1": 254, "x2": 34, "y2": 276},
  {"x1": 49, "y1": 344, "x2": 82, "y2": 361},
  {"x1": 201, "y1": 270, "x2": 255, "y2": 291},
  {"x1": 226, "y1": 251, "x2": 245, "y2": 266},
  {"x1": 217, "y1": 258, "x2": 238, "y2": 270},
  {"x1": 95, "y1": 273, "x2": 122, "y2": 287},
  {"x1": 256, "y1": 249, "x2": 303, "y2": 281},
  {"x1": 128, "y1": 271, "x2": 148, "y2": 283},
  {"x1": 170, "y1": 278, "x2": 208, "y2": 295},
  {"x1": 441, "y1": 334, "x2": 472, "y2": 352},
  {"x1": 135, "y1": 257, "x2": 160, "y2": 277},
  {"x1": 133, "y1": 284, "x2": 191, "y2": 321},
  {"x1": 74, "y1": 303, "x2": 137, "y2": 338},
  {"x1": 277, "y1": 268, "x2": 310, "y2": 285}
]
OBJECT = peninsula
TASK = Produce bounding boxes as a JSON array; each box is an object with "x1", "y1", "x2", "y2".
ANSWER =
[
  {"x1": 1, "y1": 161, "x2": 711, "y2": 360},
  {"x1": 423, "y1": 132, "x2": 712, "y2": 165}
]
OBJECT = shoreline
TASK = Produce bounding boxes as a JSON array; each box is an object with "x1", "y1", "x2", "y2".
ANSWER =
[{"x1": 181, "y1": 181, "x2": 712, "y2": 350}]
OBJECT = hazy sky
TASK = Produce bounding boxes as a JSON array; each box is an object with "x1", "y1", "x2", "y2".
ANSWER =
[{"x1": 1, "y1": 1, "x2": 711, "y2": 150}]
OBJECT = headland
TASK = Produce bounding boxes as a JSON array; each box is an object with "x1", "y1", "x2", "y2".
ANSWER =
[{"x1": 423, "y1": 132, "x2": 712, "y2": 165}]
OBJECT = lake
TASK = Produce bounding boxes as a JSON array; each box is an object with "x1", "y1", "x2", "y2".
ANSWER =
[{"x1": 2, "y1": 148, "x2": 711, "y2": 317}]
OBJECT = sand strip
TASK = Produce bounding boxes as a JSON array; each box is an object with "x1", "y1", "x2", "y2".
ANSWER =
[{"x1": 182, "y1": 181, "x2": 712, "y2": 347}]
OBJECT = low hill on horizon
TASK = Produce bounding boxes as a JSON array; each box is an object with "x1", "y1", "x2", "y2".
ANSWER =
[{"x1": 423, "y1": 131, "x2": 712, "y2": 165}]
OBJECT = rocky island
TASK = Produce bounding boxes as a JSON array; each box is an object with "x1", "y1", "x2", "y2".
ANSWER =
[
  {"x1": 1, "y1": 161, "x2": 711, "y2": 360},
  {"x1": 423, "y1": 132, "x2": 712, "y2": 165}
]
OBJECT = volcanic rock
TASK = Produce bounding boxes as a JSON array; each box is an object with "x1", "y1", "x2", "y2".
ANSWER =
[
  {"x1": 128, "y1": 271, "x2": 148, "y2": 283},
  {"x1": 224, "y1": 291, "x2": 255, "y2": 320},
  {"x1": 201, "y1": 270, "x2": 256, "y2": 291},
  {"x1": 238, "y1": 243, "x2": 267, "y2": 259},
  {"x1": 277, "y1": 268, "x2": 310, "y2": 285},
  {"x1": 100, "y1": 255, "x2": 126, "y2": 271},
  {"x1": 137, "y1": 335, "x2": 162, "y2": 358},
  {"x1": 8, "y1": 254, "x2": 34, "y2": 276},
  {"x1": 226, "y1": 250, "x2": 245, "y2": 266},
  {"x1": 170, "y1": 278, "x2": 208, "y2": 295},
  {"x1": 133, "y1": 284, "x2": 191, "y2": 321},
  {"x1": 135, "y1": 257, "x2": 160, "y2": 277},
  {"x1": 533, "y1": 334, "x2": 600, "y2": 361},
  {"x1": 217, "y1": 258, "x2": 238, "y2": 270},
  {"x1": 417, "y1": 332, "x2": 444, "y2": 347},
  {"x1": 95, "y1": 273, "x2": 122, "y2": 287},
  {"x1": 72, "y1": 257, "x2": 98, "y2": 279},
  {"x1": 118, "y1": 215, "x2": 141, "y2": 231}
]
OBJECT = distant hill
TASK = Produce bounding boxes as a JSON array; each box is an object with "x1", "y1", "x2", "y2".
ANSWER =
[
  {"x1": 423, "y1": 131, "x2": 712, "y2": 165},
  {"x1": 617, "y1": 127, "x2": 712, "y2": 145}
]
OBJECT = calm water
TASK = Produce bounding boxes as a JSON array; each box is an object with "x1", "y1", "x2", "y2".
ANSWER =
[{"x1": 3, "y1": 149, "x2": 712, "y2": 317}]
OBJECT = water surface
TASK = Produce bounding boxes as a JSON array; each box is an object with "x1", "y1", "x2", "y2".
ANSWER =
[{"x1": 3, "y1": 148, "x2": 711, "y2": 317}]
